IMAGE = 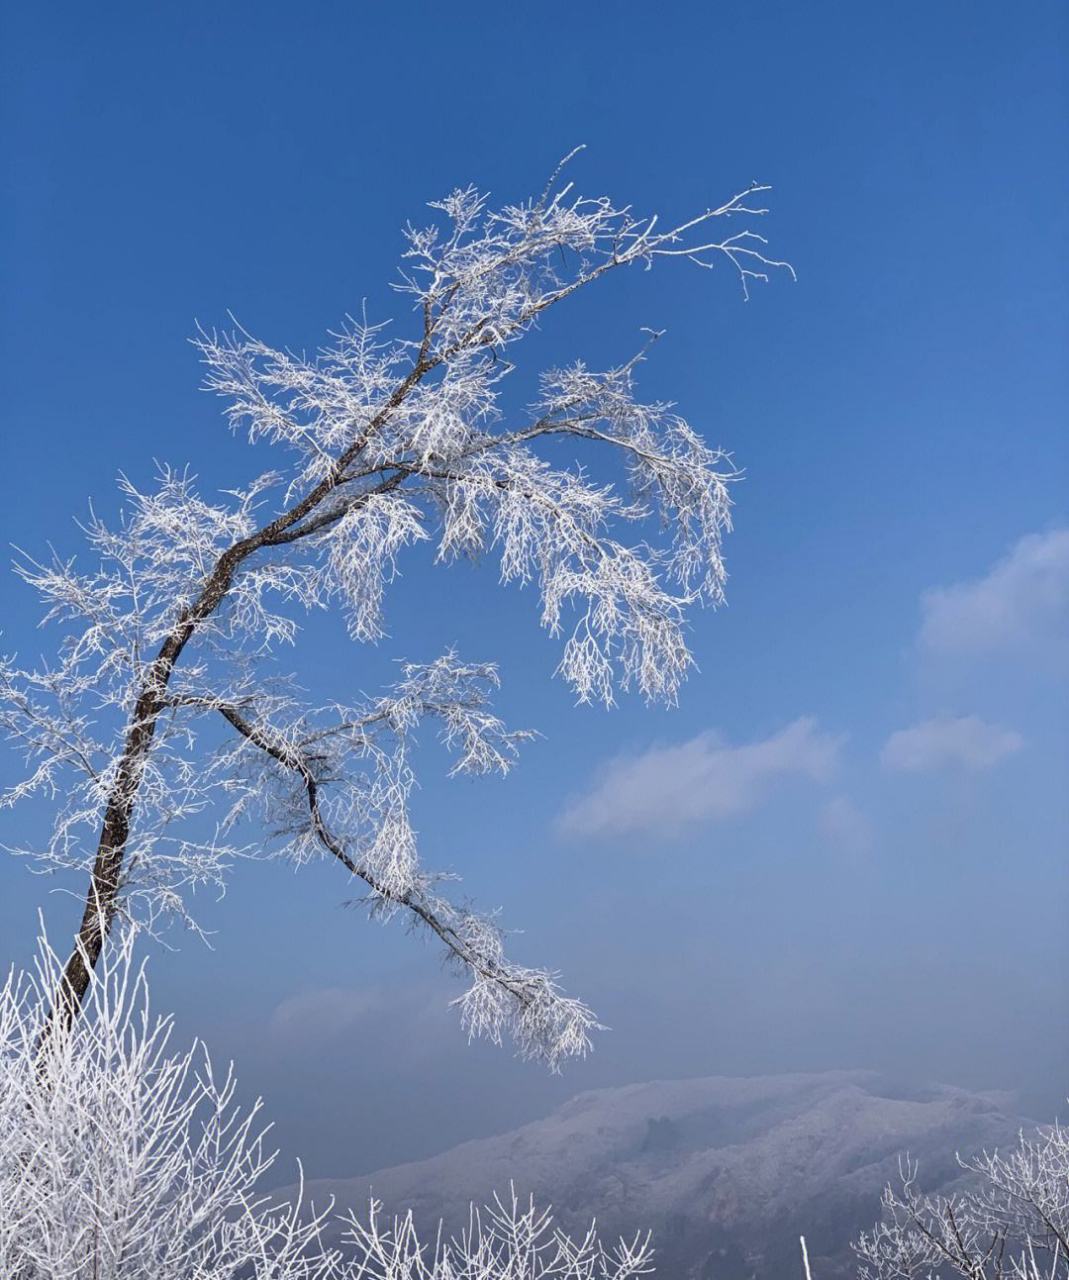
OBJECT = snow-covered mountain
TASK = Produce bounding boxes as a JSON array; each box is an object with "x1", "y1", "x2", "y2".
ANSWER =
[{"x1": 302, "y1": 1071, "x2": 1030, "y2": 1279}]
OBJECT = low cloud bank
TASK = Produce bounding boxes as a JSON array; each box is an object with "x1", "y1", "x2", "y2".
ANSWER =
[{"x1": 559, "y1": 717, "x2": 841, "y2": 838}]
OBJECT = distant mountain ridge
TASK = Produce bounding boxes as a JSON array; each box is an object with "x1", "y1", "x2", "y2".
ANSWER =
[{"x1": 301, "y1": 1070, "x2": 1031, "y2": 1279}]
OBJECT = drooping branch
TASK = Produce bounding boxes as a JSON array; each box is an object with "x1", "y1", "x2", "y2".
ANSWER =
[{"x1": 168, "y1": 681, "x2": 599, "y2": 1069}]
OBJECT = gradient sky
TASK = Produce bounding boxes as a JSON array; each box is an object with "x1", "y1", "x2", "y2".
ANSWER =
[{"x1": 2, "y1": 1, "x2": 1067, "y2": 1181}]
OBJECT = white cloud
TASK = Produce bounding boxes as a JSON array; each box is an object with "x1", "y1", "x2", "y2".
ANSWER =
[
  {"x1": 559, "y1": 717, "x2": 842, "y2": 839},
  {"x1": 269, "y1": 986, "x2": 380, "y2": 1042},
  {"x1": 919, "y1": 529, "x2": 1069, "y2": 658},
  {"x1": 881, "y1": 714, "x2": 1023, "y2": 773}
]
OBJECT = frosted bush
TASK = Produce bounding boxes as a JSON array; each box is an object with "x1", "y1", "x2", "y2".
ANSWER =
[{"x1": 0, "y1": 928, "x2": 654, "y2": 1279}]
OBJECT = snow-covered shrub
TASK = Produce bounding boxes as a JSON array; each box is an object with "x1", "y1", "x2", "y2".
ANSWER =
[
  {"x1": 0, "y1": 928, "x2": 654, "y2": 1280},
  {"x1": 0, "y1": 926, "x2": 338, "y2": 1279},
  {"x1": 338, "y1": 1189, "x2": 654, "y2": 1280},
  {"x1": 830, "y1": 1116, "x2": 1069, "y2": 1279}
]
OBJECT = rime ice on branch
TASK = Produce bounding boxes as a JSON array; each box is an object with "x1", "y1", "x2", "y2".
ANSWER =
[
  {"x1": 1, "y1": 153, "x2": 792, "y2": 1066},
  {"x1": 851, "y1": 1129, "x2": 1069, "y2": 1280}
]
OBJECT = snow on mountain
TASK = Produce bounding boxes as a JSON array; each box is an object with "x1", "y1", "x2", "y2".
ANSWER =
[{"x1": 300, "y1": 1070, "x2": 1030, "y2": 1279}]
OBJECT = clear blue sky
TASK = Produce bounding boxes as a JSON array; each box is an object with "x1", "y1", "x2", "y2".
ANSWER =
[{"x1": 2, "y1": 1, "x2": 1066, "y2": 1179}]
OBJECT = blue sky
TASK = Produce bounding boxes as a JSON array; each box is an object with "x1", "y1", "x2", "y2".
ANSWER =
[{"x1": 2, "y1": 1, "x2": 1067, "y2": 1178}]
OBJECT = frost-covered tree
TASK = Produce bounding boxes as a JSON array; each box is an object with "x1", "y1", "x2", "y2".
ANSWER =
[
  {"x1": 1, "y1": 151, "x2": 792, "y2": 1065},
  {"x1": 846, "y1": 1122, "x2": 1069, "y2": 1280},
  {"x1": 0, "y1": 926, "x2": 656, "y2": 1279}
]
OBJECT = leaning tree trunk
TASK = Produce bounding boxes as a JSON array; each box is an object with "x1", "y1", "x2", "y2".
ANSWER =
[
  {"x1": 39, "y1": 368, "x2": 428, "y2": 1052},
  {"x1": 42, "y1": 558, "x2": 238, "y2": 1041}
]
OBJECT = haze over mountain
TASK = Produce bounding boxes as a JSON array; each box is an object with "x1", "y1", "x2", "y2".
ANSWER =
[{"x1": 302, "y1": 1071, "x2": 1034, "y2": 1280}]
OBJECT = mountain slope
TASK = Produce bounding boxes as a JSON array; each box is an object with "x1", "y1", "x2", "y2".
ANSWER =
[{"x1": 302, "y1": 1071, "x2": 1030, "y2": 1279}]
